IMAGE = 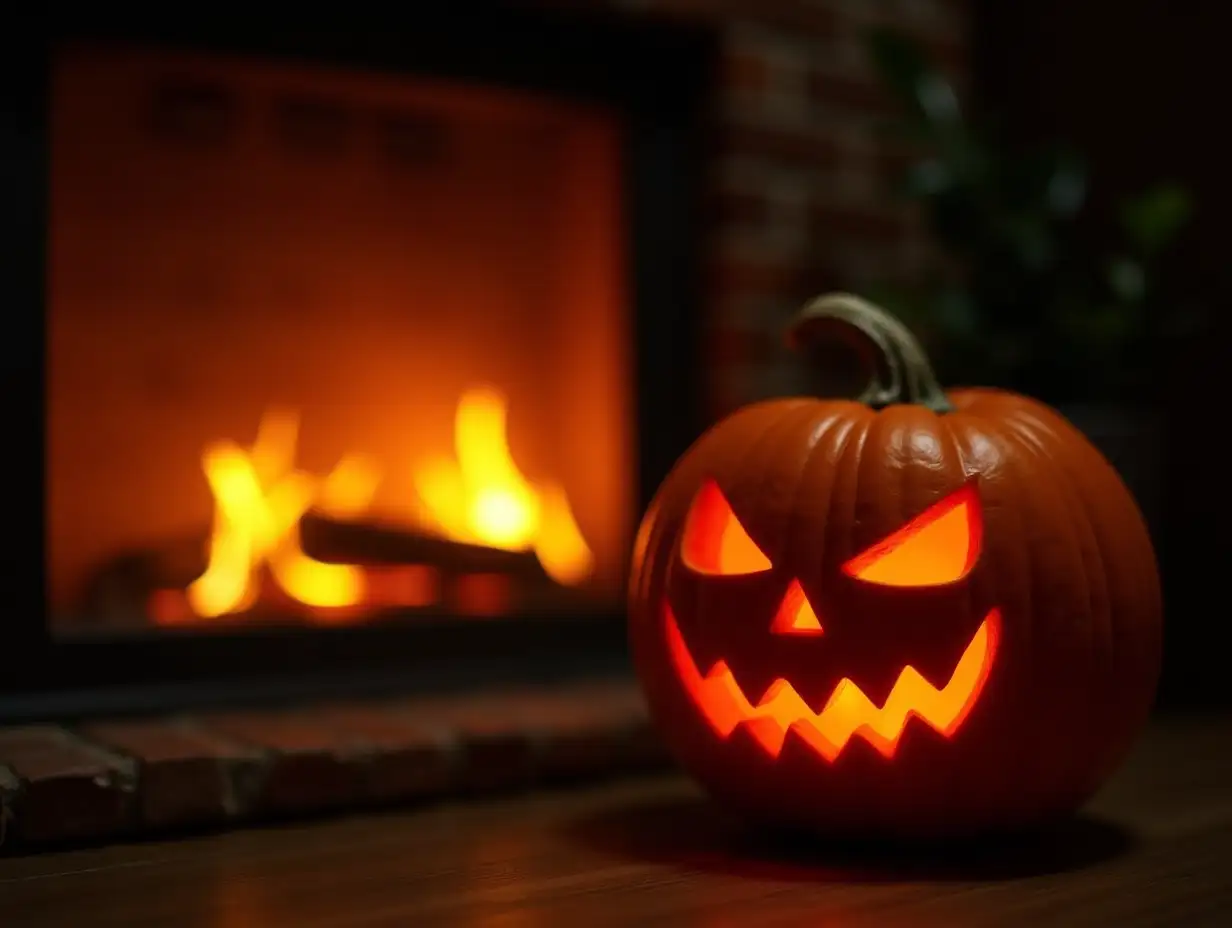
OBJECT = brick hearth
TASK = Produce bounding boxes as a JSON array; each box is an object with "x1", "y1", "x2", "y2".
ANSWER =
[{"x1": 0, "y1": 680, "x2": 667, "y2": 852}]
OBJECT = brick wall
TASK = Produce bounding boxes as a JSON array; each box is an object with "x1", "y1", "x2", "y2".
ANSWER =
[{"x1": 603, "y1": 0, "x2": 971, "y2": 417}]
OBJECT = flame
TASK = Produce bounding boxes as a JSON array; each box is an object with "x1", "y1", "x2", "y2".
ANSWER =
[
  {"x1": 178, "y1": 387, "x2": 593, "y2": 622},
  {"x1": 186, "y1": 409, "x2": 388, "y2": 617},
  {"x1": 413, "y1": 386, "x2": 594, "y2": 586}
]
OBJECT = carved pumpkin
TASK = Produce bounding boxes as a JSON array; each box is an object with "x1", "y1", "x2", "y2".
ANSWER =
[{"x1": 629, "y1": 294, "x2": 1162, "y2": 838}]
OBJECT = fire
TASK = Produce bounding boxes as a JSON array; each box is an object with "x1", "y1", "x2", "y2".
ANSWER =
[
  {"x1": 413, "y1": 386, "x2": 594, "y2": 586},
  {"x1": 185, "y1": 409, "x2": 391, "y2": 618},
  {"x1": 178, "y1": 387, "x2": 593, "y2": 622}
]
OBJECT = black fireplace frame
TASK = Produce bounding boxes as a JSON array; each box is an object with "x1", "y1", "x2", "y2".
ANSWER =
[{"x1": 3, "y1": 5, "x2": 714, "y2": 719}]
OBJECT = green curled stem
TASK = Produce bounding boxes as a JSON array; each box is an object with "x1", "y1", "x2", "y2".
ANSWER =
[{"x1": 785, "y1": 292, "x2": 954, "y2": 414}]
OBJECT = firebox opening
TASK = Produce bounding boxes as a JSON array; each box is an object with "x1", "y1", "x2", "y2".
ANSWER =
[{"x1": 47, "y1": 42, "x2": 632, "y2": 634}]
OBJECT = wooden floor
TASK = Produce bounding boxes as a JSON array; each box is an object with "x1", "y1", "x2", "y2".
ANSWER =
[{"x1": 2, "y1": 713, "x2": 1230, "y2": 927}]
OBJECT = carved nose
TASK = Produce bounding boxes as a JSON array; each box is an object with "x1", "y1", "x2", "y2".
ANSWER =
[{"x1": 770, "y1": 579, "x2": 824, "y2": 635}]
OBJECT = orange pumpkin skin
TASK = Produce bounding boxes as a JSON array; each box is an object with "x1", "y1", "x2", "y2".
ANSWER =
[{"x1": 628, "y1": 304, "x2": 1161, "y2": 839}]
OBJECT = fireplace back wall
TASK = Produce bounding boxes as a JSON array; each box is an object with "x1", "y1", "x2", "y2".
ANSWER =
[{"x1": 50, "y1": 42, "x2": 630, "y2": 630}]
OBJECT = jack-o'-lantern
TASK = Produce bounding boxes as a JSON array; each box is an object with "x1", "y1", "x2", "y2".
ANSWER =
[{"x1": 628, "y1": 293, "x2": 1162, "y2": 838}]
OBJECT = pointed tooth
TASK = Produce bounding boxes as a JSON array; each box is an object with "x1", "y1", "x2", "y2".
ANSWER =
[
  {"x1": 778, "y1": 721, "x2": 834, "y2": 766},
  {"x1": 907, "y1": 646, "x2": 965, "y2": 694},
  {"x1": 783, "y1": 718, "x2": 841, "y2": 765},
  {"x1": 724, "y1": 717, "x2": 784, "y2": 768},
  {"x1": 756, "y1": 678, "x2": 811, "y2": 717},
  {"x1": 742, "y1": 715, "x2": 789, "y2": 757},
  {"x1": 895, "y1": 708, "x2": 965, "y2": 759},
  {"x1": 841, "y1": 668, "x2": 901, "y2": 711}
]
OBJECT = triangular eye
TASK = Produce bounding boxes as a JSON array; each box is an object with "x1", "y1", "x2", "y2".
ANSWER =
[
  {"x1": 770, "y1": 579, "x2": 824, "y2": 635},
  {"x1": 842, "y1": 482, "x2": 982, "y2": 587},
  {"x1": 681, "y1": 480, "x2": 772, "y2": 576}
]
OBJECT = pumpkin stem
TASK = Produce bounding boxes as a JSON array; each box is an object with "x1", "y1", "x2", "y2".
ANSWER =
[{"x1": 786, "y1": 293, "x2": 954, "y2": 413}]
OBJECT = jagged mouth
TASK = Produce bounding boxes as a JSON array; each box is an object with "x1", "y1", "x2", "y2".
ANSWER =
[{"x1": 663, "y1": 604, "x2": 1001, "y2": 762}]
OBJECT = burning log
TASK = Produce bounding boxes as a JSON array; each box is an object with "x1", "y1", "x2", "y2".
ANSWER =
[
  {"x1": 299, "y1": 512, "x2": 559, "y2": 618},
  {"x1": 80, "y1": 535, "x2": 209, "y2": 625},
  {"x1": 298, "y1": 511, "x2": 550, "y2": 583},
  {"x1": 79, "y1": 513, "x2": 560, "y2": 627}
]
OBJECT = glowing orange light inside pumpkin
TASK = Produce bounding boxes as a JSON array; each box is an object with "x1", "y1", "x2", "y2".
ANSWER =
[
  {"x1": 665, "y1": 603, "x2": 999, "y2": 761},
  {"x1": 769, "y1": 579, "x2": 823, "y2": 635},
  {"x1": 680, "y1": 480, "x2": 772, "y2": 575},
  {"x1": 666, "y1": 480, "x2": 996, "y2": 761},
  {"x1": 843, "y1": 482, "x2": 982, "y2": 587}
]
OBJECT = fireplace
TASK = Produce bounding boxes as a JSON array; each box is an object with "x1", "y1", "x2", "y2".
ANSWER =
[
  {"x1": 7, "y1": 8, "x2": 712, "y2": 709},
  {"x1": 51, "y1": 43, "x2": 631, "y2": 630}
]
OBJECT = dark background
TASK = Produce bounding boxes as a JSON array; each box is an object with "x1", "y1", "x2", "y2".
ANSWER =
[{"x1": 975, "y1": 0, "x2": 1231, "y2": 705}]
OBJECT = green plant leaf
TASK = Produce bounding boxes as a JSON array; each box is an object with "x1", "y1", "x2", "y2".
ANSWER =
[
  {"x1": 903, "y1": 159, "x2": 952, "y2": 197},
  {"x1": 1107, "y1": 256, "x2": 1146, "y2": 303},
  {"x1": 935, "y1": 289, "x2": 978, "y2": 336},
  {"x1": 864, "y1": 28, "x2": 962, "y2": 135},
  {"x1": 1000, "y1": 216, "x2": 1055, "y2": 272},
  {"x1": 860, "y1": 20, "x2": 1179, "y2": 403},
  {"x1": 1120, "y1": 184, "x2": 1192, "y2": 255},
  {"x1": 916, "y1": 73, "x2": 961, "y2": 127},
  {"x1": 865, "y1": 29, "x2": 929, "y2": 107},
  {"x1": 1046, "y1": 158, "x2": 1087, "y2": 217},
  {"x1": 1056, "y1": 301, "x2": 1136, "y2": 349}
]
